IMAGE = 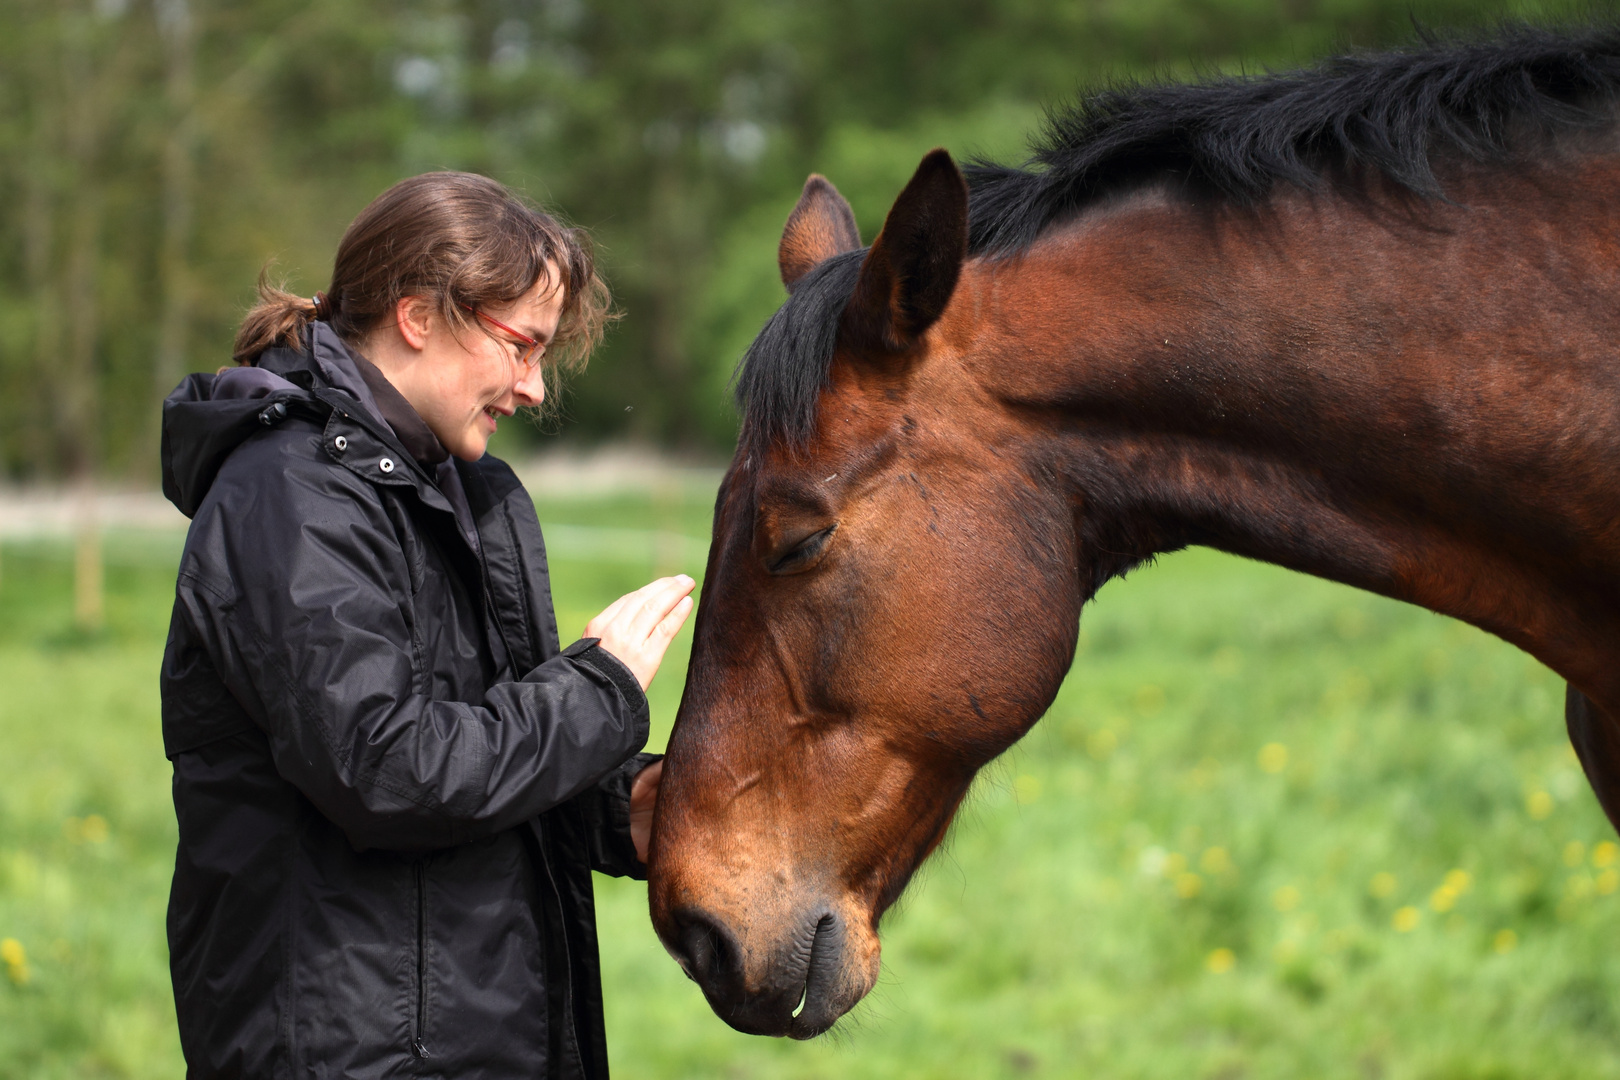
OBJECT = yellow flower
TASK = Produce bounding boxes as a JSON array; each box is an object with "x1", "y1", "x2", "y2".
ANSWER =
[
  {"x1": 1272, "y1": 885, "x2": 1301, "y2": 912},
  {"x1": 1392, "y1": 906, "x2": 1421, "y2": 932},
  {"x1": 1, "y1": 938, "x2": 29, "y2": 986},
  {"x1": 1200, "y1": 847, "x2": 1233, "y2": 875},
  {"x1": 1597, "y1": 869, "x2": 1620, "y2": 896},
  {"x1": 1087, "y1": 729, "x2": 1118, "y2": 760},
  {"x1": 1430, "y1": 885, "x2": 1458, "y2": 913},
  {"x1": 1258, "y1": 743, "x2": 1289, "y2": 774},
  {"x1": 63, "y1": 814, "x2": 108, "y2": 845},
  {"x1": 1527, "y1": 791, "x2": 1554, "y2": 820},
  {"x1": 1492, "y1": 929, "x2": 1518, "y2": 954},
  {"x1": 1443, "y1": 869, "x2": 1472, "y2": 893},
  {"x1": 1206, "y1": 947, "x2": 1236, "y2": 974},
  {"x1": 1368, "y1": 872, "x2": 1397, "y2": 898},
  {"x1": 1134, "y1": 685, "x2": 1165, "y2": 715},
  {"x1": 1174, "y1": 872, "x2": 1204, "y2": 899},
  {"x1": 1593, "y1": 841, "x2": 1618, "y2": 869}
]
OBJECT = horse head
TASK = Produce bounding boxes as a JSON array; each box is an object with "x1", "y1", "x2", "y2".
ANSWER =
[{"x1": 648, "y1": 151, "x2": 1088, "y2": 1037}]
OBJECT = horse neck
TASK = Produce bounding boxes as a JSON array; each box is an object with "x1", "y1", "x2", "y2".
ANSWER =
[{"x1": 952, "y1": 174, "x2": 1620, "y2": 700}]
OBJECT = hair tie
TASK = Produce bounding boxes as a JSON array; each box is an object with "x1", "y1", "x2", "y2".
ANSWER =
[{"x1": 311, "y1": 291, "x2": 332, "y2": 321}]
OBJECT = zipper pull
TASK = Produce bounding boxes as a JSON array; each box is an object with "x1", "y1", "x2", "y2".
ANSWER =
[{"x1": 412, "y1": 1037, "x2": 430, "y2": 1058}]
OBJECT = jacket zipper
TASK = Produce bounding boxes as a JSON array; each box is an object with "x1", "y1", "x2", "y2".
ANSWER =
[
  {"x1": 412, "y1": 860, "x2": 430, "y2": 1059},
  {"x1": 477, "y1": 548, "x2": 525, "y2": 675},
  {"x1": 536, "y1": 821, "x2": 585, "y2": 1072}
]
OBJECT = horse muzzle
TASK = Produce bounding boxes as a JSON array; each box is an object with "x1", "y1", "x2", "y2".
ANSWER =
[{"x1": 658, "y1": 900, "x2": 875, "y2": 1038}]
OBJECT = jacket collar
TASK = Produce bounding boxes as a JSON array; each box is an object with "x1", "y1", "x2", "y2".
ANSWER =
[
  {"x1": 255, "y1": 319, "x2": 382, "y2": 419},
  {"x1": 255, "y1": 323, "x2": 464, "y2": 525},
  {"x1": 351, "y1": 354, "x2": 451, "y2": 467}
]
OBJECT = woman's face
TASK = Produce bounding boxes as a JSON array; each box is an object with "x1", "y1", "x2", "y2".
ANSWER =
[{"x1": 382, "y1": 266, "x2": 566, "y2": 461}]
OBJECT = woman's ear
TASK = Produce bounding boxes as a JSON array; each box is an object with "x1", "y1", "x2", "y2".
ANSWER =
[{"x1": 395, "y1": 296, "x2": 434, "y2": 352}]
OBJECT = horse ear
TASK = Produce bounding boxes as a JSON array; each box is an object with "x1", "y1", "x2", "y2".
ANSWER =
[
  {"x1": 779, "y1": 175, "x2": 862, "y2": 293},
  {"x1": 842, "y1": 148, "x2": 968, "y2": 353}
]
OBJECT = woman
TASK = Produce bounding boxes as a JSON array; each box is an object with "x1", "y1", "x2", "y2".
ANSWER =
[{"x1": 159, "y1": 171, "x2": 693, "y2": 1078}]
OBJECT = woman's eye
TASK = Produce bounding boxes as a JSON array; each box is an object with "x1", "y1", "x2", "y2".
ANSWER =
[{"x1": 767, "y1": 525, "x2": 835, "y2": 575}]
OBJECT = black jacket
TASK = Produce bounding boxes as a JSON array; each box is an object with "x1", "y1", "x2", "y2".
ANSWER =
[{"x1": 160, "y1": 322, "x2": 652, "y2": 1079}]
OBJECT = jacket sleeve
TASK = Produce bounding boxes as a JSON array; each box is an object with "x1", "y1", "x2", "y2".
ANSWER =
[
  {"x1": 570, "y1": 751, "x2": 663, "y2": 880},
  {"x1": 175, "y1": 436, "x2": 650, "y2": 852}
]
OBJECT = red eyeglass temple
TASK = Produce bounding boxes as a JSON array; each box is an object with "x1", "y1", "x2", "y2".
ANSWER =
[{"x1": 459, "y1": 304, "x2": 538, "y2": 347}]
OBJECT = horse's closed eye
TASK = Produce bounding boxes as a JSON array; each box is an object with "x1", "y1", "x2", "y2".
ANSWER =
[{"x1": 767, "y1": 525, "x2": 836, "y2": 575}]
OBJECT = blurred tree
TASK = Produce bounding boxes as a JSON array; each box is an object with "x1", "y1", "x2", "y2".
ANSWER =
[
  {"x1": 151, "y1": 0, "x2": 197, "y2": 458},
  {"x1": 0, "y1": 0, "x2": 1590, "y2": 477}
]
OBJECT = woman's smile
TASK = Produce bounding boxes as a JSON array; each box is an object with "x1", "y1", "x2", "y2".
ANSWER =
[{"x1": 482, "y1": 403, "x2": 510, "y2": 435}]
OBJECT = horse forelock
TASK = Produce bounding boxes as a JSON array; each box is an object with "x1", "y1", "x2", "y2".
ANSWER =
[
  {"x1": 963, "y1": 23, "x2": 1620, "y2": 256},
  {"x1": 733, "y1": 248, "x2": 867, "y2": 457}
]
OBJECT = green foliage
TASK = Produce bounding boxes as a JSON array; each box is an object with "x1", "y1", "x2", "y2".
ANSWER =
[
  {"x1": 4, "y1": 490, "x2": 1620, "y2": 1077},
  {"x1": 0, "y1": 0, "x2": 1600, "y2": 475}
]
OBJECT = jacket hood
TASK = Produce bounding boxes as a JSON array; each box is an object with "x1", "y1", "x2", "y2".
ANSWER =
[{"x1": 161, "y1": 323, "x2": 388, "y2": 518}]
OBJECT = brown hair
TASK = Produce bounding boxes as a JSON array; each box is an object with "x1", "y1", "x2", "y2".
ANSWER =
[{"x1": 233, "y1": 172, "x2": 611, "y2": 403}]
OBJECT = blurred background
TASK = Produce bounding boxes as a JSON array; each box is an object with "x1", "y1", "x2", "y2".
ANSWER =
[
  {"x1": 4, "y1": 0, "x2": 1619, "y2": 1077},
  {"x1": 0, "y1": 0, "x2": 1600, "y2": 475}
]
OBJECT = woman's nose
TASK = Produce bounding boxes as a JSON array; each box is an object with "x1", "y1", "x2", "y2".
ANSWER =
[{"x1": 512, "y1": 365, "x2": 545, "y2": 408}]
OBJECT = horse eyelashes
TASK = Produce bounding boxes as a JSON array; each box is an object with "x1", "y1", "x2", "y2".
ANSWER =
[{"x1": 768, "y1": 525, "x2": 836, "y2": 575}]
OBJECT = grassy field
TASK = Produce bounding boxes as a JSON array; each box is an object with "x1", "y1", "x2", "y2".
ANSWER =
[{"x1": 2, "y1": 484, "x2": 1619, "y2": 1079}]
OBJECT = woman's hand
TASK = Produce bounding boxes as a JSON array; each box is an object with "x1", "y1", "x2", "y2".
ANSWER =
[
  {"x1": 629, "y1": 759, "x2": 662, "y2": 864},
  {"x1": 584, "y1": 575, "x2": 696, "y2": 692}
]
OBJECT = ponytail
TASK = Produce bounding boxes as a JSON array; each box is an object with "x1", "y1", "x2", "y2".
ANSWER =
[{"x1": 231, "y1": 270, "x2": 333, "y2": 365}]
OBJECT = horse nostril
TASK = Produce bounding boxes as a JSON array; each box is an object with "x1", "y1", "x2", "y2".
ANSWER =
[{"x1": 670, "y1": 908, "x2": 740, "y2": 988}]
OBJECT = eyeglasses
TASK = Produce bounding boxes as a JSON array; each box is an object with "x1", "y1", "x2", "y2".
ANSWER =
[{"x1": 460, "y1": 304, "x2": 545, "y2": 368}]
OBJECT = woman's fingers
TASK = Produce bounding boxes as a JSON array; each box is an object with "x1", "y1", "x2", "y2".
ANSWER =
[
  {"x1": 630, "y1": 758, "x2": 663, "y2": 812},
  {"x1": 585, "y1": 575, "x2": 684, "y2": 639},
  {"x1": 582, "y1": 575, "x2": 697, "y2": 691},
  {"x1": 655, "y1": 594, "x2": 694, "y2": 643},
  {"x1": 629, "y1": 759, "x2": 663, "y2": 864},
  {"x1": 609, "y1": 575, "x2": 691, "y2": 638},
  {"x1": 628, "y1": 576, "x2": 695, "y2": 640}
]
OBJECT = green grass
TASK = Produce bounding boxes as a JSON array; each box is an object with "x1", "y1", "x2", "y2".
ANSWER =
[{"x1": 2, "y1": 490, "x2": 1617, "y2": 1079}]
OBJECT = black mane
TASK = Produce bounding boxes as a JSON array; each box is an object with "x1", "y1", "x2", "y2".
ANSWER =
[
  {"x1": 738, "y1": 24, "x2": 1620, "y2": 451},
  {"x1": 965, "y1": 24, "x2": 1620, "y2": 255}
]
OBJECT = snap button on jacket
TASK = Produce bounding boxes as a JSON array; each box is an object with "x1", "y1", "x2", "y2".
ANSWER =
[{"x1": 160, "y1": 323, "x2": 653, "y2": 1079}]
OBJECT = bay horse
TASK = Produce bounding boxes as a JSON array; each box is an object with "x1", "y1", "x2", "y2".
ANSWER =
[{"x1": 648, "y1": 27, "x2": 1620, "y2": 1038}]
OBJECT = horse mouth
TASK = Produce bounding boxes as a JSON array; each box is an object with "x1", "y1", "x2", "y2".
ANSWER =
[
  {"x1": 787, "y1": 913, "x2": 846, "y2": 1039},
  {"x1": 668, "y1": 904, "x2": 860, "y2": 1039}
]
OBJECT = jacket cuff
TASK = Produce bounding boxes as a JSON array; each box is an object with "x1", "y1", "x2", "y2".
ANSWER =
[
  {"x1": 561, "y1": 637, "x2": 649, "y2": 736},
  {"x1": 594, "y1": 751, "x2": 664, "y2": 880}
]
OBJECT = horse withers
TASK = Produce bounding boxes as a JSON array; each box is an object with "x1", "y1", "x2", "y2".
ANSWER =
[{"x1": 649, "y1": 28, "x2": 1620, "y2": 1038}]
